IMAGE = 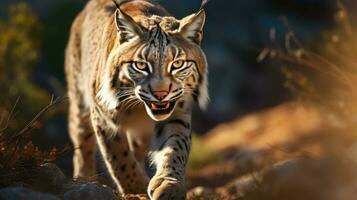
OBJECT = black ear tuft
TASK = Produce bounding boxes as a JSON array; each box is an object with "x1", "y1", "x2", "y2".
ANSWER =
[
  {"x1": 199, "y1": 0, "x2": 209, "y2": 10},
  {"x1": 112, "y1": 0, "x2": 120, "y2": 9}
]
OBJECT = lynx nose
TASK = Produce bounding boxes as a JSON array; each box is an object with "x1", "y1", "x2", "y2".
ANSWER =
[
  {"x1": 152, "y1": 91, "x2": 169, "y2": 101},
  {"x1": 149, "y1": 80, "x2": 171, "y2": 101}
]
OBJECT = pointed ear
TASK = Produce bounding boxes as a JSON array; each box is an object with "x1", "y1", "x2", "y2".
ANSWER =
[
  {"x1": 115, "y1": 8, "x2": 143, "y2": 44},
  {"x1": 179, "y1": 10, "x2": 206, "y2": 45}
]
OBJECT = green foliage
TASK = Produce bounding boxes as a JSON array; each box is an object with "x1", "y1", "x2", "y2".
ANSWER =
[
  {"x1": 0, "y1": 3, "x2": 53, "y2": 133},
  {"x1": 187, "y1": 133, "x2": 218, "y2": 171}
]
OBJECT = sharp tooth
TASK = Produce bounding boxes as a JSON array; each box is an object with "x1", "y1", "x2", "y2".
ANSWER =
[
  {"x1": 151, "y1": 103, "x2": 158, "y2": 110},
  {"x1": 165, "y1": 103, "x2": 170, "y2": 109}
]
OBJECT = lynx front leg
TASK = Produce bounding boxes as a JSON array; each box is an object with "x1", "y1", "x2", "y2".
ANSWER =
[
  {"x1": 91, "y1": 107, "x2": 149, "y2": 194},
  {"x1": 148, "y1": 103, "x2": 192, "y2": 200},
  {"x1": 68, "y1": 103, "x2": 97, "y2": 180}
]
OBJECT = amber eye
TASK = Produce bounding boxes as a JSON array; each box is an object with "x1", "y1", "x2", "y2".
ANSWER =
[
  {"x1": 171, "y1": 60, "x2": 185, "y2": 69},
  {"x1": 134, "y1": 62, "x2": 148, "y2": 71}
]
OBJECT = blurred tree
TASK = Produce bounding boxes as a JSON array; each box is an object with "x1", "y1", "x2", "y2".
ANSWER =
[{"x1": 0, "y1": 3, "x2": 52, "y2": 134}]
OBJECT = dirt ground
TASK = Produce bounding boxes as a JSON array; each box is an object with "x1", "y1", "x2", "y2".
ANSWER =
[{"x1": 184, "y1": 103, "x2": 357, "y2": 200}]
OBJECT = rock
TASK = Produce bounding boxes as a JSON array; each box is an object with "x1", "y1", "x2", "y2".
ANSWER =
[
  {"x1": 63, "y1": 182, "x2": 117, "y2": 200},
  {"x1": 31, "y1": 163, "x2": 70, "y2": 194},
  {"x1": 218, "y1": 159, "x2": 298, "y2": 198},
  {"x1": 0, "y1": 187, "x2": 61, "y2": 200},
  {"x1": 187, "y1": 186, "x2": 215, "y2": 197},
  {"x1": 37, "y1": 163, "x2": 68, "y2": 184}
]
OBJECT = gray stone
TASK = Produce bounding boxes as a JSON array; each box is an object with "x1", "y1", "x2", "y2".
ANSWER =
[
  {"x1": 28, "y1": 163, "x2": 71, "y2": 195},
  {"x1": 34, "y1": 163, "x2": 69, "y2": 189},
  {"x1": 37, "y1": 163, "x2": 68, "y2": 185},
  {"x1": 0, "y1": 187, "x2": 61, "y2": 200},
  {"x1": 63, "y1": 182, "x2": 117, "y2": 200}
]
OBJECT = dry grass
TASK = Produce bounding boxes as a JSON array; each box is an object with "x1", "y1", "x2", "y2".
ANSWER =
[
  {"x1": 0, "y1": 97, "x2": 66, "y2": 188},
  {"x1": 259, "y1": 2, "x2": 357, "y2": 122}
]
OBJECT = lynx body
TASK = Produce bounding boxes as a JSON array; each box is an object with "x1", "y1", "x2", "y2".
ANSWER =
[{"x1": 65, "y1": 0, "x2": 208, "y2": 199}]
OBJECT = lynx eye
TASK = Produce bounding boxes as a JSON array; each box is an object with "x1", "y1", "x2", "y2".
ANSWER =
[
  {"x1": 171, "y1": 60, "x2": 185, "y2": 69},
  {"x1": 133, "y1": 62, "x2": 149, "y2": 72}
]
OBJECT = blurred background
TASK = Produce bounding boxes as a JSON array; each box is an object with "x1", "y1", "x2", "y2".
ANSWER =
[
  {"x1": 1, "y1": 0, "x2": 357, "y2": 199},
  {"x1": 0, "y1": 0, "x2": 345, "y2": 133}
]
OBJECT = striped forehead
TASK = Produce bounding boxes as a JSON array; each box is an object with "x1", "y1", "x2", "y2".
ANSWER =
[
  {"x1": 146, "y1": 25, "x2": 169, "y2": 66},
  {"x1": 134, "y1": 27, "x2": 186, "y2": 72},
  {"x1": 148, "y1": 25, "x2": 170, "y2": 48}
]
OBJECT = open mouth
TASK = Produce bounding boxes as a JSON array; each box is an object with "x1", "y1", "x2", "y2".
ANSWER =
[{"x1": 144, "y1": 101, "x2": 176, "y2": 115}]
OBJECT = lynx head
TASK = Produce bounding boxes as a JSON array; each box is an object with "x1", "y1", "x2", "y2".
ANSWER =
[{"x1": 101, "y1": 1, "x2": 208, "y2": 121}]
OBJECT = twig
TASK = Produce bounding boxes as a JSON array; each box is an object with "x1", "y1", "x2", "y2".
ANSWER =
[
  {"x1": 7, "y1": 96, "x2": 67, "y2": 159},
  {"x1": 0, "y1": 97, "x2": 20, "y2": 133},
  {"x1": 12, "y1": 96, "x2": 66, "y2": 141}
]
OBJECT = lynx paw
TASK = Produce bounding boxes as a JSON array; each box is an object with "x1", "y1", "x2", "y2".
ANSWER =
[{"x1": 148, "y1": 175, "x2": 186, "y2": 200}]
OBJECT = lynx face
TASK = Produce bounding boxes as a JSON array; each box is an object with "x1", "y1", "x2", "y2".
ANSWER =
[
  {"x1": 127, "y1": 42, "x2": 204, "y2": 121},
  {"x1": 108, "y1": 8, "x2": 208, "y2": 121}
]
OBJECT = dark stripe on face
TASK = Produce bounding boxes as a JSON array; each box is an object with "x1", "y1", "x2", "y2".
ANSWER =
[
  {"x1": 135, "y1": 43, "x2": 148, "y2": 60},
  {"x1": 175, "y1": 64, "x2": 192, "y2": 74},
  {"x1": 188, "y1": 60, "x2": 202, "y2": 84},
  {"x1": 138, "y1": 93, "x2": 151, "y2": 101},
  {"x1": 110, "y1": 68, "x2": 120, "y2": 89},
  {"x1": 119, "y1": 76, "x2": 135, "y2": 88},
  {"x1": 169, "y1": 91, "x2": 184, "y2": 100},
  {"x1": 191, "y1": 74, "x2": 196, "y2": 82},
  {"x1": 142, "y1": 45, "x2": 150, "y2": 61},
  {"x1": 174, "y1": 46, "x2": 185, "y2": 59},
  {"x1": 150, "y1": 25, "x2": 161, "y2": 47},
  {"x1": 192, "y1": 88, "x2": 200, "y2": 102},
  {"x1": 161, "y1": 30, "x2": 170, "y2": 45}
]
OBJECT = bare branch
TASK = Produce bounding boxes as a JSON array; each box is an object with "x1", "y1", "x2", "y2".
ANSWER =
[{"x1": 0, "y1": 97, "x2": 20, "y2": 133}]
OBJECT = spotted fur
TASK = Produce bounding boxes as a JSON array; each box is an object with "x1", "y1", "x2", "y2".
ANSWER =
[{"x1": 65, "y1": 0, "x2": 208, "y2": 199}]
